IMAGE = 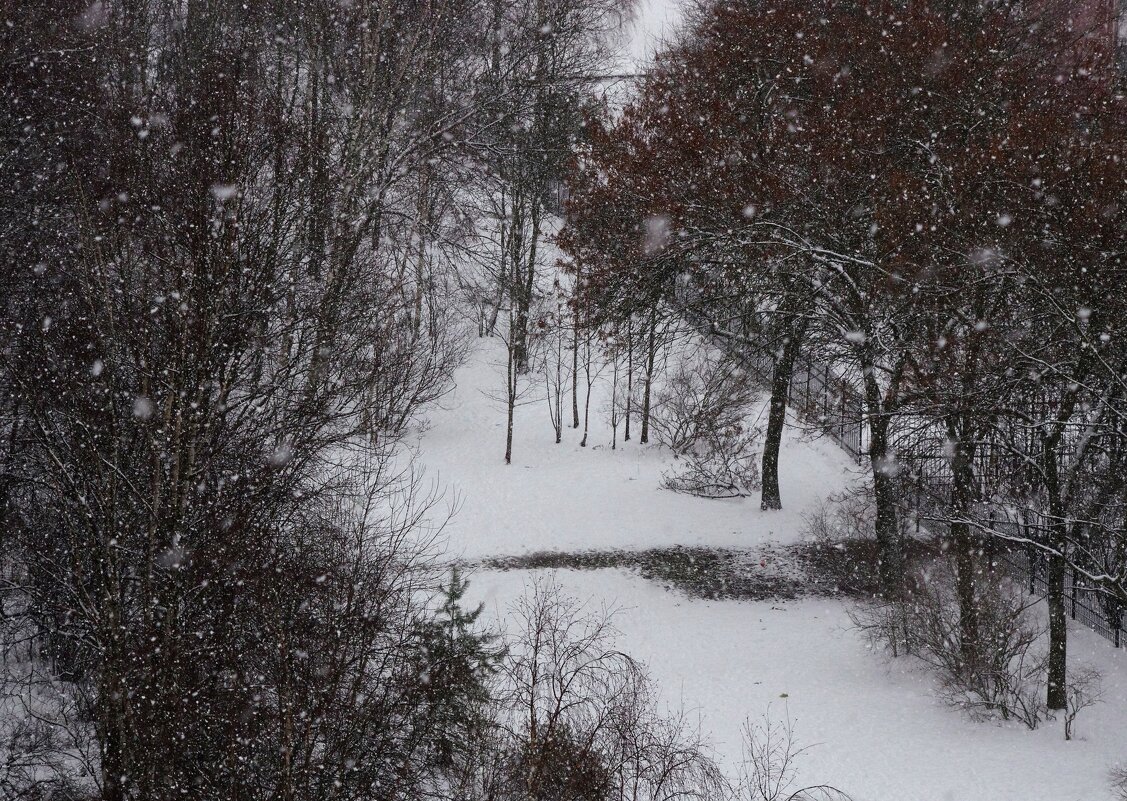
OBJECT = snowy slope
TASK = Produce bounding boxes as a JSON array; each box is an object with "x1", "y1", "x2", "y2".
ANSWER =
[
  {"x1": 418, "y1": 337, "x2": 1127, "y2": 801},
  {"x1": 417, "y1": 338, "x2": 859, "y2": 560}
]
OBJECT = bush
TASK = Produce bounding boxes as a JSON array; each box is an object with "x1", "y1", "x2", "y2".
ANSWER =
[
  {"x1": 479, "y1": 577, "x2": 724, "y2": 801},
  {"x1": 737, "y1": 705, "x2": 854, "y2": 801},
  {"x1": 662, "y1": 429, "x2": 763, "y2": 498},
  {"x1": 652, "y1": 346, "x2": 762, "y2": 498},
  {"x1": 802, "y1": 491, "x2": 876, "y2": 545},
  {"x1": 850, "y1": 564, "x2": 1101, "y2": 732},
  {"x1": 1111, "y1": 765, "x2": 1127, "y2": 800}
]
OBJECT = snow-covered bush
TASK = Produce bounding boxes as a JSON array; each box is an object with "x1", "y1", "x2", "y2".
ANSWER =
[
  {"x1": 652, "y1": 347, "x2": 762, "y2": 498},
  {"x1": 662, "y1": 429, "x2": 763, "y2": 499}
]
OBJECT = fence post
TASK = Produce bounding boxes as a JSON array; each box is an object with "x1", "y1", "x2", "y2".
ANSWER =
[
  {"x1": 1070, "y1": 565, "x2": 1077, "y2": 620},
  {"x1": 839, "y1": 380, "x2": 846, "y2": 443},
  {"x1": 986, "y1": 513, "x2": 996, "y2": 572},
  {"x1": 822, "y1": 366, "x2": 829, "y2": 431}
]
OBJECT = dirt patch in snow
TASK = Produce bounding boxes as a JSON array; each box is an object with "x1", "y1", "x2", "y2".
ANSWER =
[{"x1": 471, "y1": 539, "x2": 940, "y2": 601}]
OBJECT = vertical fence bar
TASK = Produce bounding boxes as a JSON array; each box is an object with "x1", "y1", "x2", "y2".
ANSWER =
[
  {"x1": 822, "y1": 366, "x2": 829, "y2": 432},
  {"x1": 1070, "y1": 565, "x2": 1078, "y2": 620},
  {"x1": 839, "y1": 381, "x2": 846, "y2": 443}
]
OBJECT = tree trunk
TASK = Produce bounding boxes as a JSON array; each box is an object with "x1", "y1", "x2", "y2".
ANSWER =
[
  {"x1": 554, "y1": 302, "x2": 563, "y2": 444},
  {"x1": 1037, "y1": 429, "x2": 1068, "y2": 710},
  {"x1": 514, "y1": 200, "x2": 541, "y2": 372},
  {"x1": 761, "y1": 317, "x2": 807, "y2": 511},
  {"x1": 571, "y1": 297, "x2": 581, "y2": 429},
  {"x1": 1046, "y1": 534, "x2": 1068, "y2": 710},
  {"x1": 945, "y1": 417, "x2": 982, "y2": 670},
  {"x1": 639, "y1": 304, "x2": 658, "y2": 445},
  {"x1": 505, "y1": 316, "x2": 516, "y2": 465},
  {"x1": 624, "y1": 321, "x2": 633, "y2": 441},
  {"x1": 864, "y1": 367, "x2": 903, "y2": 598},
  {"x1": 580, "y1": 329, "x2": 592, "y2": 448}
]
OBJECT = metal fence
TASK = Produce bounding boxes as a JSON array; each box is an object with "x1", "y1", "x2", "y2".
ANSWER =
[
  {"x1": 995, "y1": 546, "x2": 1126, "y2": 647},
  {"x1": 683, "y1": 307, "x2": 867, "y2": 463},
  {"x1": 682, "y1": 306, "x2": 1127, "y2": 649}
]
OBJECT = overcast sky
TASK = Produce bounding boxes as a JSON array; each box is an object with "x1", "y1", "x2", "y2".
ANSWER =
[{"x1": 623, "y1": 0, "x2": 683, "y2": 67}]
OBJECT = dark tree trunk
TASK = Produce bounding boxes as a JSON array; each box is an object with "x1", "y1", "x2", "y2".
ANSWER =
[
  {"x1": 1046, "y1": 534, "x2": 1068, "y2": 710},
  {"x1": 580, "y1": 330, "x2": 592, "y2": 448},
  {"x1": 863, "y1": 366, "x2": 903, "y2": 598},
  {"x1": 624, "y1": 320, "x2": 633, "y2": 441},
  {"x1": 948, "y1": 423, "x2": 980, "y2": 668},
  {"x1": 505, "y1": 316, "x2": 516, "y2": 464},
  {"x1": 761, "y1": 317, "x2": 807, "y2": 511},
  {"x1": 1042, "y1": 441, "x2": 1067, "y2": 710},
  {"x1": 639, "y1": 304, "x2": 658, "y2": 445},
  {"x1": 571, "y1": 300, "x2": 581, "y2": 429}
]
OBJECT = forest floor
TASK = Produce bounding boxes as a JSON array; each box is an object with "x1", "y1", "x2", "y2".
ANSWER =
[{"x1": 415, "y1": 337, "x2": 1127, "y2": 801}]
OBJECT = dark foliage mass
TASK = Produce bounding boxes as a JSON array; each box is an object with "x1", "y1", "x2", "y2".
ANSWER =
[{"x1": 0, "y1": 1, "x2": 660, "y2": 800}]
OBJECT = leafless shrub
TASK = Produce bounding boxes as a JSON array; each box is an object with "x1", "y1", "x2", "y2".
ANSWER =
[
  {"x1": 851, "y1": 565, "x2": 1101, "y2": 734},
  {"x1": 651, "y1": 346, "x2": 762, "y2": 498},
  {"x1": 488, "y1": 577, "x2": 725, "y2": 801},
  {"x1": 785, "y1": 788, "x2": 856, "y2": 801},
  {"x1": 737, "y1": 705, "x2": 853, "y2": 801},
  {"x1": 663, "y1": 429, "x2": 763, "y2": 499},
  {"x1": 738, "y1": 706, "x2": 809, "y2": 801},
  {"x1": 803, "y1": 491, "x2": 875, "y2": 545},
  {"x1": 1110, "y1": 765, "x2": 1127, "y2": 800},
  {"x1": 650, "y1": 346, "x2": 757, "y2": 454},
  {"x1": 849, "y1": 592, "x2": 917, "y2": 658},
  {"x1": 1064, "y1": 665, "x2": 1102, "y2": 741},
  {"x1": 0, "y1": 676, "x2": 98, "y2": 800}
]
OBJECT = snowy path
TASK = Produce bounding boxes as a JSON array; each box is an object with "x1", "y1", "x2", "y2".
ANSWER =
[{"x1": 417, "y1": 340, "x2": 1127, "y2": 801}]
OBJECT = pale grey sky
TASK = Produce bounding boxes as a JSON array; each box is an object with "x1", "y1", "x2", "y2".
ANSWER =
[{"x1": 624, "y1": 0, "x2": 683, "y2": 67}]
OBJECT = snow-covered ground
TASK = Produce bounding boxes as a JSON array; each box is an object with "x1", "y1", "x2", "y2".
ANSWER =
[
  {"x1": 417, "y1": 338, "x2": 1127, "y2": 801},
  {"x1": 417, "y1": 339, "x2": 858, "y2": 561}
]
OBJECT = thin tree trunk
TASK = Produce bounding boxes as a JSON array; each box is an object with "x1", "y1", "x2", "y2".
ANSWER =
[
  {"x1": 505, "y1": 331, "x2": 515, "y2": 464},
  {"x1": 624, "y1": 320, "x2": 633, "y2": 441},
  {"x1": 611, "y1": 348, "x2": 619, "y2": 449},
  {"x1": 639, "y1": 304, "x2": 658, "y2": 445},
  {"x1": 580, "y1": 329, "x2": 592, "y2": 447},
  {"x1": 554, "y1": 302, "x2": 563, "y2": 444},
  {"x1": 949, "y1": 421, "x2": 980, "y2": 668},
  {"x1": 572, "y1": 299, "x2": 581, "y2": 429}
]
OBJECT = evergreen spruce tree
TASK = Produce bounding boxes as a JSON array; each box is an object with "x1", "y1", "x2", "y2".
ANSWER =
[{"x1": 416, "y1": 568, "x2": 506, "y2": 767}]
